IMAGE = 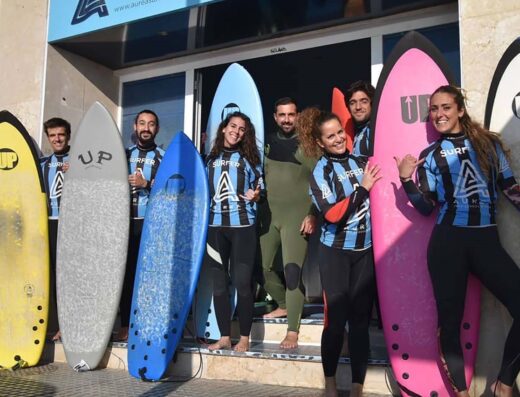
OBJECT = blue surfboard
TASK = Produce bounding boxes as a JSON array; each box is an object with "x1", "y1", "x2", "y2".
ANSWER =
[
  {"x1": 128, "y1": 132, "x2": 209, "y2": 381},
  {"x1": 196, "y1": 63, "x2": 264, "y2": 341}
]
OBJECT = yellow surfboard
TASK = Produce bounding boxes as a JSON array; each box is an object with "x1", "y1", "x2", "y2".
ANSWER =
[{"x1": 0, "y1": 111, "x2": 49, "y2": 368}]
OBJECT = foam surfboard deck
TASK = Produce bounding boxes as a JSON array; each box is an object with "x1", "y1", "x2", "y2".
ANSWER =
[
  {"x1": 0, "y1": 111, "x2": 49, "y2": 368},
  {"x1": 56, "y1": 102, "x2": 129, "y2": 371},
  {"x1": 128, "y1": 132, "x2": 209, "y2": 381},
  {"x1": 484, "y1": 37, "x2": 520, "y2": 386},
  {"x1": 196, "y1": 62, "x2": 264, "y2": 340},
  {"x1": 370, "y1": 32, "x2": 480, "y2": 396}
]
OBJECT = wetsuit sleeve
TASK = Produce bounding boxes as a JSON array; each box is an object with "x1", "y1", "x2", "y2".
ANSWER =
[
  {"x1": 309, "y1": 165, "x2": 368, "y2": 224},
  {"x1": 496, "y1": 145, "x2": 520, "y2": 211},
  {"x1": 401, "y1": 155, "x2": 437, "y2": 216}
]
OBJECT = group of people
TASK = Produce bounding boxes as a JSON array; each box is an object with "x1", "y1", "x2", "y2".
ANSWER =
[{"x1": 38, "y1": 81, "x2": 520, "y2": 397}]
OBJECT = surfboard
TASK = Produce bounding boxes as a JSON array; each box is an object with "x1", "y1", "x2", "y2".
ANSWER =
[
  {"x1": 128, "y1": 131, "x2": 209, "y2": 381},
  {"x1": 0, "y1": 111, "x2": 49, "y2": 369},
  {"x1": 370, "y1": 31, "x2": 480, "y2": 396},
  {"x1": 331, "y1": 87, "x2": 355, "y2": 152},
  {"x1": 195, "y1": 62, "x2": 264, "y2": 340},
  {"x1": 56, "y1": 102, "x2": 129, "y2": 371},
  {"x1": 484, "y1": 37, "x2": 520, "y2": 387}
]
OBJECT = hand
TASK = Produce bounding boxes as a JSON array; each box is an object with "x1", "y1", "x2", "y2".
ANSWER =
[
  {"x1": 394, "y1": 155, "x2": 425, "y2": 181},
  {"x1": 360, "y1": 161, "x2": 382, "y2": 191},
  {"x1": 240, "y1": 184, "x2": 261, "y2": 202},
  {"x1": 300, "y1": 215, "x2": 316, "y2": 236},
  {"x1": 128, "y1": 170, "x2": 147, "y2": 189},
  {"x1": 62, "y1": 162, "x2": 70, "y2": 173}
]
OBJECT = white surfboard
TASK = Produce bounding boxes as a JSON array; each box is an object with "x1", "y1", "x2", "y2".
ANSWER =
[{"x1": 56, "y1": 102, "x2": 129, "y2": 371}]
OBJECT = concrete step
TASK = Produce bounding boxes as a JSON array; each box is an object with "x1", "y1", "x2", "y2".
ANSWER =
[{"x1": 44, "y1": 333, "x2": 396, "y2": 395}]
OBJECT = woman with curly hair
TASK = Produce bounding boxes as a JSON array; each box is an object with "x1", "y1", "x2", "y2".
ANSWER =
[
  {"x1": 298, "y1": 107, "x2": 381, "y2": 397},
  {"x1": 205, "y1": 111, "x2": 264, "y2": 352},
  {"x1": 395, "y1": 85, "x2": 520, "y2": 397}
]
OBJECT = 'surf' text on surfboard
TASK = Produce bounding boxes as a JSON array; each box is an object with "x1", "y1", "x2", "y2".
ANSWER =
[
  {"x1": 78, "y1": 150, "x2": 113, "y2": 165},
  {"x1": 0, "y1": 148, "x2": 19, "y2": 170},
  {"x1": 401, "y1": 94, "x2": 430, "y2": 124}
]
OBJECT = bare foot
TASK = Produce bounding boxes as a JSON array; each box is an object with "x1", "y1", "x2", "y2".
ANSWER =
[
  {"x1": 350, "y1": 383, "x2": 363, "y2": 397},
  {"x1": 52, "y1": 330, "x2": 61, "y2": 341},
  {"x1": 263, "y1": 307, "x2": 287, "y2": 318},
  {"x1": 113, "y1": 327, "x2": 128, "y2": 342},
  {"x1": 324, "y1": 376, "x2": 338, "y2": 397},
  {"x1": 280, "y1": 331, "x2": 298, "y2": 349},
  {"x1": 490, "y1": 380, "x2": 513, "y2": 397},
  {"x1": 208, "y1": 337, "x2": 232, "y2": 351},
  {"x1": 233, "y1": 336, "x2": 250, "y2": 352}
]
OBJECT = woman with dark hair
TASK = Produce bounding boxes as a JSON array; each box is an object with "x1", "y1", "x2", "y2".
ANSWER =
[
  {"x1": 298, "y1": 108, "x2": 381, "y2": 397},
  {"x1": 204, "y1": 111, "x2": 264, "y2": 353},
  {"x1": 395, "y1": 85, "x2": 520, "y2": 397}
]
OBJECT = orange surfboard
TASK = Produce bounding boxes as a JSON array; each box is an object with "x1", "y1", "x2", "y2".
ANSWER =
[{"x1": 331, "y1": 87, "x2": 355, "y2": 152}]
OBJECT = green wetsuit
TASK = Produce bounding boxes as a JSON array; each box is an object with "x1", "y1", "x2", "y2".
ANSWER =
[{"x1": 259, "y1": 130, "x2": 317, "y2": 332}]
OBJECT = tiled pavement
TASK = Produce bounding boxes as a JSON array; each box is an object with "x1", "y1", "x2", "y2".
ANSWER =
[{"x1": 0, "y1": 363, "x2": 391, "y2": 397}]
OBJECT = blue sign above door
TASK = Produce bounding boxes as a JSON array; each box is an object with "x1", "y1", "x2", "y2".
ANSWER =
[{"x1": 48, "y1": 0, "x2": 220, "y2": 42}]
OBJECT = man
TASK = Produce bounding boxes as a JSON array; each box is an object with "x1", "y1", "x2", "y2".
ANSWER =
[
  {"x1": 345, "y1": 80, "x2": 375, "y2": 157},
  {"x1": 115, "y1": 109, "x2": 164, "y2": 342},
  {"x1": 260, "y1": 97, "x2": 317, "y2": 349},
  {"x1": 40, "y1": 117, "x2": 71, "y2": 341}
]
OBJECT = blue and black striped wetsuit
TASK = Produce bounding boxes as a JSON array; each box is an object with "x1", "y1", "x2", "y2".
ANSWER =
[
  {"x1": 352, "y1": 122, "x2": 370, "y2": 158},
  {"x1": 40, "y1": 152, "x2": 69, "y2": 219},
  {"x1": 309, "y1": 152, "x2": 375, "y2": 384},
  {"x1": 402, "y1": 132, "x2": 520, "y2": 391},
  {"x1": 40, "y1": 150, "x2": 69, "y2": 333},
  {"x1": 205, "y1": 148, "x2": 264, "y2": 338},
  {"x1": 119, "y1": 143, "x2": 165, "y2": 328}
]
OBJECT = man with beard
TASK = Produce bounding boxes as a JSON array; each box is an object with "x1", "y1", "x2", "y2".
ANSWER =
[
  {"x1": 345, "y1": 80, "x2": 375, "y2": 157},
  {"x1": 260, "y1": 97, "x2": 317, "y2": 349},
  {"x1": 115, "y1": 109, "x2": 164, "y2": 341},
  {"x1": 40, "y1": 117, "x2": 71, "y2": 341}
]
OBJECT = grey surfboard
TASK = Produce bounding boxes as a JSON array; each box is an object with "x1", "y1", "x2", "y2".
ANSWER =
[{"x1": 56, "y1": 102, "x2": 129, "y2": 371}]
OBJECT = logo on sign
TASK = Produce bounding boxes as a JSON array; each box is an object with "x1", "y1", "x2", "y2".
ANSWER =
[
  {"x1": 513, "y1": 92, "x2": 520, "y2": 119},
  {"x1": 78, "y1": 150, "x2": 113, "y2": 169},
  {"x1": 0, "y1": 149, "x2": 19, "y2": 170},
  {"x1": 221, "y1": 103, "x2": 241, "y2": 121},
  {"x1": 71, "y1": 0, "x2": 109, "y2": 25},
  {"x1": 401, "y1": 94, "x2": 430, "y2": 124}
]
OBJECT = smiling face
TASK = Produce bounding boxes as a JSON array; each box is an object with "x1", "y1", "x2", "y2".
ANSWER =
[
  {"x1": 347, "y1": 90, "x2": 372, "y2": 124},
  {"x1": 222, "y1": 116, "x2": 246, "y2": 148},
  {"x1": 274, "y1": 103, "x2": 298, "y2": 134},
  {"x1": 46, "y1": 126, "x2": 70, "y2": 154},
  {"x1": 317, "y1": 118, "x2": 347, "y2": 156},
  {"x1": 134, "y1": 112, "x2": 159, "y2": 145},
  {"x1": 429, "y1": 92, "x2": 464, "y2": 135}
]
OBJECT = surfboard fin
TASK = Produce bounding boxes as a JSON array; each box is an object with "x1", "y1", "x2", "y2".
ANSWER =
[{"x1": 73, "y1": 360, "x2": 90, "y2": 372}]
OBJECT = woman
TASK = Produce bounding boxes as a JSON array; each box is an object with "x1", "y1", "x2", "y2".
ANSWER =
[
  {"x1": 395, "y1": 85, "x2": 520, "y2": 397},
  {"x1": 298, "y1": 108, "x2": 381, "y2": 397},
  {"x1": 205, "y1": 111, "x2": 264, "y2": 353}
]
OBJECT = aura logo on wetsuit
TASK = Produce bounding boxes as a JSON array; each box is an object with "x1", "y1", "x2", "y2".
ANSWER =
[
  {"x1": 71, "y1": 0, "x2": 109, "y2": 25},
  {"x1": 401, "y1": 94, "x2": 430, "y2": 124},
  {"x1": 213, "y1": 171, "x2": 238, "y2": 203},
  {"x1": 321, "y1": 183, "x2": 332, "y2": 199},
  {"x1": 220, "y1": 103, "x2": 241, "y2": 121},
  {"x1": 50, "y1": 171, "x2": 64, "y2": 199},
  {"x1": 513, "y1": 92, "x2": 520, "y2": 119},
  {"x1": 78, "y1": 150, "x2": 113, "y2": 168},
  {"x1": 454, "y1": 159, "x2": 489, "y2": 199},
  {"x1": 0, "y1": 149, "x2": 19, "y2": 170}
]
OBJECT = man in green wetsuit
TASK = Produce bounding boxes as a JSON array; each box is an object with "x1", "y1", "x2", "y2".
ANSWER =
[{"x1": 260, "y1": 97, "x2": 317, "y2": 349}]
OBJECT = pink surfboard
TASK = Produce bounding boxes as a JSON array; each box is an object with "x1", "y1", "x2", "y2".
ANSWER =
[
  {"x1": 331, "y1": 87, "x2": 354, "y2": 152},
  {"x1": 370, "y1": 32, "x2": 480, "y2": 396}
]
